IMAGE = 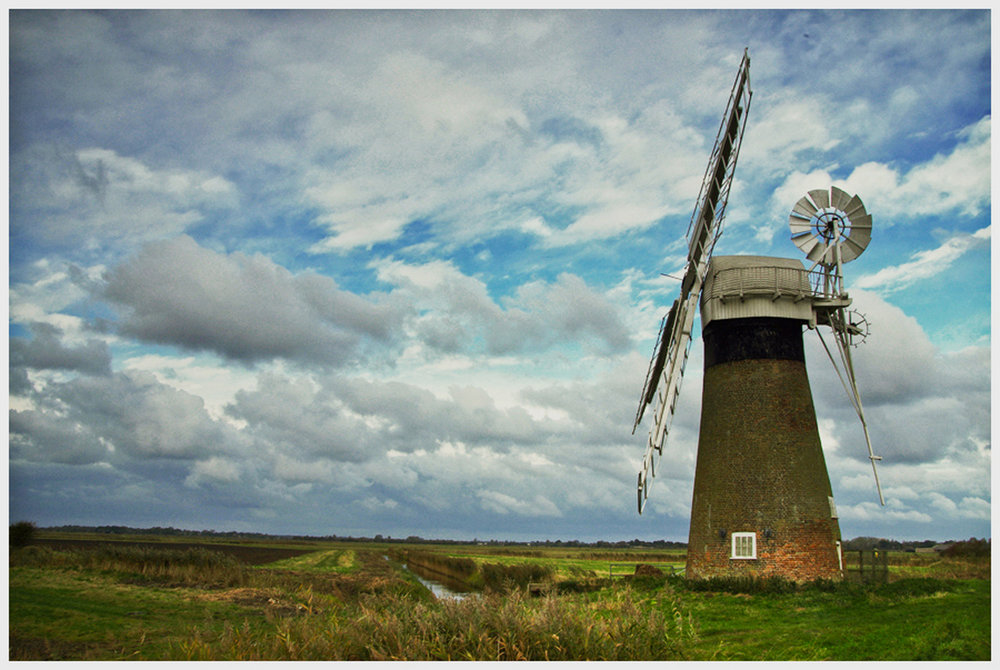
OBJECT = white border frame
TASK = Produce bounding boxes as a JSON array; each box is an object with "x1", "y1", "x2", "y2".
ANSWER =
[{"x1": 731, "y1": 531, "x2": 757, "y2": 559}]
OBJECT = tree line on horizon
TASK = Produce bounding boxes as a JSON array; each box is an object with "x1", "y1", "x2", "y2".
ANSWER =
[{"x1": 12, "y1": 522, "x2": 987, "y2": 553}]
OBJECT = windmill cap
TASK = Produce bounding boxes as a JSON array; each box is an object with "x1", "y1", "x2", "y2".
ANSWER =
[
  {"x1": 708, "y1": 255, "x2": 806, "y2": 272},
  {"x1": 701, "y1": 255, "x2": 814, "y2": 327}
]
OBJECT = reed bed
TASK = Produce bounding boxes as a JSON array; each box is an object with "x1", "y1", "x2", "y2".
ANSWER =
[
  {"x1": 11, "y1": 542, "x2": 989, "y2": 661},
  {"x1": 11, "y1": 544, "x2": 249, "y2": 587},
  {"x1": 175, "y1": 586, "x2": 696, "y2": 661},
  {"x1": 402, "y1": 550, "x2": 476, "y2": 581},
  {"x1": 402, "y1": 549, "x2": 556, "y2": 591}
]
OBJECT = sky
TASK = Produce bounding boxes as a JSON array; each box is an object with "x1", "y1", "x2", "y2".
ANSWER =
[{"x1": 7, "y1": 9, "x2": 992, "y2": 543}]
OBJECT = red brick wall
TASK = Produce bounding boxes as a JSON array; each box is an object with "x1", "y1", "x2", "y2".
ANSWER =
[{"x1": 686, "y1": 354, "x2": 843, "y2": 581}]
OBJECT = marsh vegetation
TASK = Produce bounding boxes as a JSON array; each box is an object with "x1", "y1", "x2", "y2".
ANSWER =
[{"x1": 8, "y1": 533, "x2": 989, "y2": 660}]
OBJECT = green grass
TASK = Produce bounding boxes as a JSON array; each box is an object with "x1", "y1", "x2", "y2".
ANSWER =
[
  {"x1": 9, "y1": 566, "x2": 247, "y2": 659},
  {"x1": 264, "y1": 549, "x2": 356, "y2": 572},
  {"x1": 679, "y1": 579, "x2": 989, "y2": 660},
  {"x1": 8, "y1": 539, "x2": 990, "y2": 661}
]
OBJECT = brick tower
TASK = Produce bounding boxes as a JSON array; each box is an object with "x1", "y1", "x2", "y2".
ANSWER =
[
  {"x1": 684, "y1": 256, "x2": 844, "y2": 581},
  {"x1": 630, "y1": 47, "x2": 880, "y2": 578}
]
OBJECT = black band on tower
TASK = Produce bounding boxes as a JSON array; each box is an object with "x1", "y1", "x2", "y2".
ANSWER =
[{"x1": 703, "y1": 317, "x2": 805, "y2": 369}]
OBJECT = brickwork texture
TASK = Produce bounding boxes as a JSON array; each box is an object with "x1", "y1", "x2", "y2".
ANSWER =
[{"x1": 686, "y1": 318, "x2": 843, "y2": 582}]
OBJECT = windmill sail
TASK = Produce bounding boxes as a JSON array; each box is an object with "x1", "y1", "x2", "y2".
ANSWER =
[{"x1": 636, "y1": 50, "x2": 752, "y2": 514}]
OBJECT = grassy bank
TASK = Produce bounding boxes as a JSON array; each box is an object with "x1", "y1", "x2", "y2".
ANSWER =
[
  {"x1": 9, "y1": 540, "x2": 990, "y2": 661},
  {"x1": 402, "y1": 545, "x2": 685, "y2": 583},
  {"x1": 401, "y1": 549, "x2": 557, "y2": 591}
]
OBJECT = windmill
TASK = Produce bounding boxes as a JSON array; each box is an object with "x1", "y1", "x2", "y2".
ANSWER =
[{"x1": 632, "y1": 50, "x2": 884, "y2": 581}]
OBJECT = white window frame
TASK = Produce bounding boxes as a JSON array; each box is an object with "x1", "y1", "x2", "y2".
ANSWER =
[{"x1": 731, "y1": 532, "x2": 757, "y2": 559}]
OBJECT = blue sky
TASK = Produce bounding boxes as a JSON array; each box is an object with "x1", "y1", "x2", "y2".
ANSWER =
[{"x1": 8, "y1": 9, "x2": 991, "y2": 542}]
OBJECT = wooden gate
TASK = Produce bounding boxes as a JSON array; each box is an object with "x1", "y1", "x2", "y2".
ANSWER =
[{"x1": 845, "y1": 549, "x2": 889, "y2": 583}]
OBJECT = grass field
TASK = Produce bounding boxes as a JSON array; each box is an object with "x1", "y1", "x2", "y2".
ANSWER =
[{"x1": 8, "y1": 534, "x2": 990, "y2": 661}]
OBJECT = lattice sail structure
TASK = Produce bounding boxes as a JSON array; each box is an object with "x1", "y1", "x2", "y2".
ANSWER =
[{"x1": 634, "y1": 49, "x2": 752, "y2": 514}]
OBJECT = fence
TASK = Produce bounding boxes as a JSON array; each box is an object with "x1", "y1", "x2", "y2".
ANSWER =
[
  {"x1": 708, "y1": 265, "x2": 849, "y2": 302},
  {"x1": 844, "y1": 549, "x2": 889, "y2": 584}
]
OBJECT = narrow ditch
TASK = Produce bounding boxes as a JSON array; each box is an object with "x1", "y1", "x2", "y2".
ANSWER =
[{"x1": 385, "y1": 555, "x2": 474, "y2": 600}]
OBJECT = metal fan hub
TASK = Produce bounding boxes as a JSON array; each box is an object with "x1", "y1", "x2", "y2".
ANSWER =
[
  {"x1": 789, "y1": 186, "x2": 872, "y2": 267},
  {"x1": 815, "y1": 211, "x2": 846, "y2": 240}
]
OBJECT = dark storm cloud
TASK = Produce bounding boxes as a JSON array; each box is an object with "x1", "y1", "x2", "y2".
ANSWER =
[
  {"x1": 102, "y1": 235, "x2": 408, "y2": 366},
  {"x1": 9, "y1": 322, "x2": 111, "y2": 376},
  {"x1": 9, "y1": 409, "x2": 110, "y2": 465},
  {"x1": 219, "y1": 369, "x2": 581, "y2": 471},
  {"x1": 10, "y1": 370, "x2": 245, "y2": 465},
  {"x1": 224, "y1": 373, "x2": 372, "y2": 464}
]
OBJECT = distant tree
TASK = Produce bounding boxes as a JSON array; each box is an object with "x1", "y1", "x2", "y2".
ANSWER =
[
  {"x1": 9, "y1": 521, "x2": 36, "y2": 548},
  {"x1": 943, "y1": 537, "x2": 990, "y2": 558},
  {"x1": 843, "y1": 536, "x2": 883, "y2": 551}
]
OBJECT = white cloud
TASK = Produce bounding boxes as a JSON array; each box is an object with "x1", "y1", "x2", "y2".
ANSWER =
[
  {"x1": 853, "y1": 226, "x2": 990, "y2": 293},
  {"x1": 927, "y1": 491, "x2": 958, "y2": 513},
  {"x1": 798, "y1": 286, "x2": 990, "y2": 537},
  {"x1": 839, "y1": 502, "x2": 933, "y2": 524},
  {"x1": 11, "y1": 144, "x2": 237, "y2": 249},
  {"x1": 301, "y1": 48, "x2": 534, "y2": 251},
  {"x1": 478, "y1": 491, "x2": 562, "y2": 517},
  {"x1": 186, "y1": 457, "x2": 242, "y2": 486},
  {"x1": 8, "y1": 10, "x2": 990, "y2": 542},
  {"x1": 956, "y1": 497, "x2": 990, "y2": 520},
  {"x1": 556, "y1": 202, "x2": 670, "y2": 245},
  {"x1": 360, "y1": 496, "x2": 400, "y2": 512},
  {"x1": 9, "y1": 261, "x2": 103, "y2": 329},
  {"x1": 121, "y1": 353, "x2": 258, "y2": 421},
  {"x1": 11, "y1": 370, "x2": 248, "y2": 467},
  {"x1": 373, "y1": 257, "x2": 630, "y2": 356},
  {"x1": 272, "y1": 455, "x2": 335, "y2": 485},
  {"x1": 872, "y1": 116, "x2": 990, "y2": 219},
  {"x1": 742, "y1": 90, "x2": 840, "y2": 166},
  {"x1": 102, "y1": 235, "x2": 407, "y2": 365},
  {"x1": 769, "y1": 116, "x2": 990, "y2": 229}
]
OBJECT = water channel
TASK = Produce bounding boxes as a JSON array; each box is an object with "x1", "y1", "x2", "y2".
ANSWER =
[{"x1": 389, "y1": 556, "x2": 474, "y2": 600}]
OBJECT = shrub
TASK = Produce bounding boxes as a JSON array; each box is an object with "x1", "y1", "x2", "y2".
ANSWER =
[
  {"x1": 9, "y1": 521, "x2": 36, "y2": 548},
  {"x1": 684, "y1": 574, "x2": 797, "y2": 594},
  {"x1": 479, "y1": 562, "x2": 553, "y2": 591},
  {"x1": 942, "y1": 538, "x2": 990, "y2": 558}
]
